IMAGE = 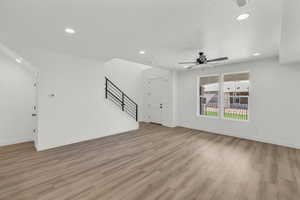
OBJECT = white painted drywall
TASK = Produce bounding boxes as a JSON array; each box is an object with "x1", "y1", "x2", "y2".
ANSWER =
[
  {"x1": 0, "y1": 51, "x2": 36, "y2": 146},
  {"x1": 104, "y1": 58, "x2": 151, "y2": 121},
  {"x1": 177, "y1": 57, "x2": 300, "y2": 149},
  {"x1": 142, "y1": 67, "x2": 177, "y2": 127},
  {"x1": 27, "y1": 51, "x2": 139, "y2": 151},
  {"x1": 280, "y1": 0, "x2": 300, "y2": 64}
]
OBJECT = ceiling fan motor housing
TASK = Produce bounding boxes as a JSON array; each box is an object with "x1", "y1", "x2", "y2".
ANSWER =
[
  {"x1": 197, "y1": 53, "x2": 207, "y2": 64},
  {"x1": 236, "y1": 0, "x2": 249, "y2": 7}
]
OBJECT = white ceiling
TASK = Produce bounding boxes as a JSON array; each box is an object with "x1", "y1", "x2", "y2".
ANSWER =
[{"x1": 0, "y1": 0, "x2": 282, "y2": 69}]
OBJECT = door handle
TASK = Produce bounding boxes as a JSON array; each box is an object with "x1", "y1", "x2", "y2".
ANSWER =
[{"x1": 32, "y1": 114, "x2": 37, "y2": 117}]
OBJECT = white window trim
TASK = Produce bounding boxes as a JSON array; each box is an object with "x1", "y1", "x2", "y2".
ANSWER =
[
  {"x1": 221, "y1": 71, "x2": 250, "y2": 122},
  {"x1": 197, "y1": 74, "x2": 221, "y2": 119},
  {"x1": 196, "y1": 71, "x2": 250, "y2": 122}
]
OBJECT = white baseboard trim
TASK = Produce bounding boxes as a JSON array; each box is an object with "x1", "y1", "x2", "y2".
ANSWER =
[
  {"x1": 139, "y1": 121, "x2": 177, "y2": 128},
  {"x1": 36, "y1": 127, "x2": 139, "y2": 151},
  {"x1": 178, "y1": 124, "x2": 300, "y2": 149},
  {"x1": 0, "y1": 137, "x2": 33, "y2": 147}
]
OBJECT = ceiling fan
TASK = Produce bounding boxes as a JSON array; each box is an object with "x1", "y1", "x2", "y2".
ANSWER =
[{"x1": 178, "y1": 52, "x2": 228, "y2": 69}]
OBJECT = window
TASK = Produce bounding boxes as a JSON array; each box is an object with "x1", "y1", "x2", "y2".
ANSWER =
[
  {"x1": 223, "y1": 72, "x2": 249, "y2": 121},
  {"x1": 197, "y1": 72, "x2": 250, "y2": 121},
  {"x1": 198, "y1": 75, "x2": 220, "y2": 117}
]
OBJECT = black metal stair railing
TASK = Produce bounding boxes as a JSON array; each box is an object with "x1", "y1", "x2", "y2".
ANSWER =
[{"x1": 105, "y1": 77, "x2": 138, "y2": 121}]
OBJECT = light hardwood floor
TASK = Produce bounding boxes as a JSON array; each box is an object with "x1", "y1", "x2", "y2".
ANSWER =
[{"x1": 1, "y1": 123, "x2": 300, "y2": 200}]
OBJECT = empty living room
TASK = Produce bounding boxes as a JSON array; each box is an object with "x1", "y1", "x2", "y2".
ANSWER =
[{"x1": 1, "y1": 0, "x2": 300, "y2": 199}]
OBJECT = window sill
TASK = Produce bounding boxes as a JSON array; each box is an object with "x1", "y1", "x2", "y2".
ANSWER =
[
  {"x1": 196, "y1": 114, "x2": 250, "y2": 122},
  {"x1": 197, "y1": 115, "x2": 220, "y2": 119},
  {"x1": 222, "y1": 117, "x2": 250, "y2": 123}
]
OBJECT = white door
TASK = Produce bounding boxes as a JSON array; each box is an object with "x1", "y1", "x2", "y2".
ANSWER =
[
  {"x1": 32, "y1": 81, "x2": 38, "y2": 147},
  {"x1": 0, "y1": 65, "x2": 38, "y2": 147},
  {"x1": 147, "y1": 78, "x2": 168, "y2": 124}
]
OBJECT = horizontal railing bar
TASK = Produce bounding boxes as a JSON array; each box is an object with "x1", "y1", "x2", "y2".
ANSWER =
[
  {"x1": 108, "y1": 96, "x2": 122, "y2": 106},
  {"x1": 124, "y1": 104, "x2": 136, "y2": 112},
  {"x1": 107, "y1": 90, "x2": 122, "y2": 103},
  {"x1": 124, "y1": 109, "x2": 136, "y2": 119},
  {"x1": 107, "y1": 86, "x2": 136, "y2": 111},
  {"x1": 106, "y1": 77, "x2": 137, "y2": 107},
  {"x1": 107, "y1": 86, "x2": 122, "y2": 98},
  {"x1": 123, "y1": 94, "x2": 137, "y2": 107},
  {"x1": 124, "y1": 98, "x2": 137, "y2": 107},
  {"x1": 125, "y1": 110, "x2": 136, "y2": 118},
  {"x1": 124, "y1": 104, "x2": 136, "y2": 111},
  {"x1": 107, "y1": 95, "x2": 122, "y2": 108},
  {"x1": 107, "y1": 94, "x2": 122, "y2": 106},
  {"x1": 106, "y1": 77, "x2": 122, "y2": 93},
  {"x1": 107, "y1": 82, "x2": 122, "y2": 89},
  {"x1": 124, "y1": 108, "x2": 136, "y2": 116},
  {"x1": 105, "y1": 77, "x2": 138, "y2": 121},
  {"x1": 124, "y1": 101, "x2": 137, "y2": 110},
  {"x1": 107, "y1": 85, "x2": 122, "y2": 94},
  {"x1": 107, "y1": 89, "x2": 136, "y2": 114}
]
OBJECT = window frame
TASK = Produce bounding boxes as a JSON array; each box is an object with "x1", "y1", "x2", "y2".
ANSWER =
[
  {"x1": 196, "y1": 74, "x2": 221, "y2": 119},
  {"x1": 221, "y1": 71, "x2": 250, "y2": 122},
  {"x1": 196, "y1": 71, "x2": 250, "y2": 122}
]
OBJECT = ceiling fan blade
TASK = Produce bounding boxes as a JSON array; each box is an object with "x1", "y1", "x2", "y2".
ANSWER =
[
  {"x1": 178, "y1": 61, "x2": 197, "y2": 64},
  {"x1": 184, "y1": 64, "x2": 199, "y2": 70},
  {"x1": 207, "y1": 57, "x2": 228, "y2": 62}
]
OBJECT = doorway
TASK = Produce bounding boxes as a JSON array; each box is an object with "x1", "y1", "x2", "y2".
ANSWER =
[
  {"x1": 32, "y1": 78, "x2": 38, "y2": 148},
  {"x1": 0, "y1": 61, "x2": 38, "y2": 147},
  {"x1": 146, "y1": 77, "x2": 168, "y2": 125}
]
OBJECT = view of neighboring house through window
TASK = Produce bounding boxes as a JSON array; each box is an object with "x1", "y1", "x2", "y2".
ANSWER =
[
  {"x1": 223, "y1": 72, "x2": 249, "y2": 120},
  {"x1": 199, "y1": 75, "x2": 219, "y2": 117}
]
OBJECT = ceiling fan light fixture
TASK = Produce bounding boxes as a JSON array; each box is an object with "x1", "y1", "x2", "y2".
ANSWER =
[{"x1": 237, "y1": 13, "x2": 250, "y2": 21}]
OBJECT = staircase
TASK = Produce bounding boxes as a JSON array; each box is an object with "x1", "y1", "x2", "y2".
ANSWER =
[{"x1": 105, "y1": 77, "x2": 138, "y2": 121}]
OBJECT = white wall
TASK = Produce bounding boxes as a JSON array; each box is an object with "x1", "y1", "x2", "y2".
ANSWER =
[
  {"x1": 177, "y1": 57, "x2": 300, "y2": 149},
  {"x1": 0, "y1": 51, "x2": 36, "y2": 146},
  {"x1": 104, "y1": 58, "x2": 151, "y2": 120},
  {"x1": 142, "y1": 67, "x2": 177, "y2": 127},
  {"x1": 280, "y1": 0, "x2": 300, "y2": 64},
  {"x1": 28, "y1": 51, "x2": 139, "y2": 151}
]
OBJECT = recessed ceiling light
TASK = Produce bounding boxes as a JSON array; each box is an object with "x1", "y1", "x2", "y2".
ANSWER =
[
  {"x1": 253, "y1": 53, "x2": 261, "y2": 56},
  {"x1": 65, "y1": 28, "x2": 76, "y2": 34},
  {"x1": 16, "y1": 58, "x2": 22, "y2": 63},
  {"x1": 139, "y1": 50, "x2": 146, "y2": 55},
  {"x1": 237, "y1": 13, "x2": 250, "y2": 21}
]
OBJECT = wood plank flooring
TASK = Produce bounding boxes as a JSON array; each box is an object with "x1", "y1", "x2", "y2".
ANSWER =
[{"x1": 1, "y1": 123, "x2": 300, "y2": 200}]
